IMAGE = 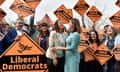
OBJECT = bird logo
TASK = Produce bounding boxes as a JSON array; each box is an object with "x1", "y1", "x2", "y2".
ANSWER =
[{"x1": 17, "y1": 42, "x2": 32, "y2": 53}]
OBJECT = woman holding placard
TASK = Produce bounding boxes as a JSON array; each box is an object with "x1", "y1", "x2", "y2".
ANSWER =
[
  {"x1": 104, "y1": 25, "x2": 120, "y2": 72},
  {"x1": 84, "y1": 29, "x2": 103, "y2": 72}
]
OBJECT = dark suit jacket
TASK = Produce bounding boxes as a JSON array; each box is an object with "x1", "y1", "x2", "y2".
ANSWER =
[
  {"x1": 0, "y1": 29, "x2": 4, "y2": 54},
  {"x1": 3, "y1": 29, "x2": 30, "y2": 49}
]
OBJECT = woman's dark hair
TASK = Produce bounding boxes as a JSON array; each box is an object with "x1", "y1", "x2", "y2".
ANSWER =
[
  {"x1": 89, "y1": 30, "x2": 101, "y2": 46},
  {"x1": 70, "y1": 18, "x2": 81, "y2": 33},
  {"x1": 54, "y1": 20, "x2": 65, "y2": 33},
  {"x1": 39, "y1": 23, "x2": 50, "y2": 37}
]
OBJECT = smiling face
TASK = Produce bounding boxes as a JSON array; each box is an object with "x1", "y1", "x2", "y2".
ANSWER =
[
  {"x1": 41, "y1": 26, "x2": 48, "y2": 32},
  {"x1": 15, "y1": 19, "x2": 24, "y2": 30},
  {"x1": 40, "y1": 23, "x2": 49, "y2": 32},
  {"x1": 58, "y1": 20, "x2": 64, "y2": 30},
  {"x1": 90, "y1": 31, "x2": 97, "y2": 40},
  {"x1": 106, "y1": 26, "x2": 113, "y2": 35},
  {"x1": 54, "y1": 20, "x2": 65, "y2": 33}
]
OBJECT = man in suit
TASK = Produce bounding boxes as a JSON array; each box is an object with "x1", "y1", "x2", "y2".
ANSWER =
[
  {"x1": 3, "y1": 18, "x2": 30, "y2": 49},
  {"x1": 0, "y1": 20, "x2": 5, "y2": 54}
]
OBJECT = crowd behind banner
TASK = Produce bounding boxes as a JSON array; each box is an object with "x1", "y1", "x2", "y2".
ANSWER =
[{"x1": 0, "y1": 14, "x2": 120, "y2": 72}]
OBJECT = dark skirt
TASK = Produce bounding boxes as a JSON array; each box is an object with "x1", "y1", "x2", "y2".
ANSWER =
[{"x1": 47, "y1": 57, "x2": 65, "y2": 72}]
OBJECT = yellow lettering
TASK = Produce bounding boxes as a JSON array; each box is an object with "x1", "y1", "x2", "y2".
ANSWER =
[
  {"x1": 44, "y1": 64, "x2": 48, "y2": 69},
  {"x1": 35, "y1": 64, "x2": 39, "y2": 69},
  {"x1": 31, "y1": 64, "x2": 34, "y2": 69},
  {"x1": 32, "y1": 57, "x2": 37, "y2": 63},
  {"x1": 37, "y1": 56, "x2": 39, "y2": 62},
  {"x1": 22, "y1": 64, "x2": 26, "y2": 69},
  {"x1": 40, "y1": 63, "x2": 43, "y2": 69},
  {"x1": 3, "y1": 64, "x2": 8, "y2": 70},
  {"x1": 14, "y1": 64, "x2": 21, "y2": 70},
  {"x1": 18, "y1": 56, "x2": 22, "y2": 63},
  {"x1": 8, "y1": 65, "x2": 13, "y2": 70},
  {"x1": 23, "y1": 58, "x2": 28, "y2": 63},
  {"x1": 26, "y1": 64, "x2": 31, "y2": 69},
  {"x1": 10, "y1": 57, "x2": 15, "y2": 63}
]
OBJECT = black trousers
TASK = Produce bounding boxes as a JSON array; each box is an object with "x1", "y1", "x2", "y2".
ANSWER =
[
  {"x1": 115, "y1": 61, "x2": 120, "y2": 72},
  {"x1": 47, "y1": 57, "x2": 65, "y2": 72},
  {"x1": 85, "y1": 60, "x2": 103, "y2": 72},
  {"x1": 79, "y1": 59, "x2": 87, "y2": 72}
]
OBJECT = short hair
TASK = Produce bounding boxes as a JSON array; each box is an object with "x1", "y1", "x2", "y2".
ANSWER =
[
  {"x1": 104, "y1": 25, "x2": 117, "y2": 36},
  {"x1": 17, "y1": 17, "x2": 23, "y2": 20},
  {"x1": 16, "y1": 18, "x2": 24, "y2": 23}
]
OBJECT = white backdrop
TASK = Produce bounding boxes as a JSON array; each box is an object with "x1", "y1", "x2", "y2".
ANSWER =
[{"x1": 0, "y1": 0, "x2": 119, "y2": 29}]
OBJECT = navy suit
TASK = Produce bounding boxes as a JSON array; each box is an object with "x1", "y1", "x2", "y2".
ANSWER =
[
  {"x1": 3, "y1": 29, "x2": 30, "y2": 50},
  {"x1": 0, "y1": 29, "x2": 4, "y2": 54}
]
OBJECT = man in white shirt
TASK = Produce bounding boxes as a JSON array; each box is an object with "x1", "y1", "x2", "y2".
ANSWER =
[{"x1": 3, "y1": 18, "x2": 30, "y2": 49}]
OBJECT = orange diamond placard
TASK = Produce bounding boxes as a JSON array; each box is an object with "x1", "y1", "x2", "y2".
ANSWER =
[
  {"x1": 116, "y1": 0, "x2": 120, "y2": 8},
  {"x1": 0, "y1": 33, "x2": 48, "y2": 72},
  {"x1": 41, "y1": 14, "x2": 54, "y2": 26},
  {"x1": 109, "y1": 10, "x2": 120, "y2": 29},
  {"x1": 0, "y1": 0, "x2": 5, "y2": 5},
  {"x1": 74, "y1": 0, "x2": 89, "y2": 16},
  {"x1": 86, "y1": 6, "x2": 102, "y2": 23},
  {"x1": 67, "y1": 9, "x2": 73, "y2": 19},
  {"x1": 10, "y1": 0, "x2": 23, "y2": 16},
  {"x1": 23, "y1": 0, "x2": 41, "y2": 9},
  {"x1": 78, "y1": 28, "x2": 89, "y2": 53},
  {"x1": 10, "y1": 0, "x2": 34, "y2": 17},
  {"x1": 94, "y1": 44, "x2": 113, "y2": 65},
  {"x1": 78, "y1": 35, "x2": 89, "y2": 53},
  {"x1": 96, "y1": 29, "x2": 105, "y2": 41},
  {"x1": 0, "y1": 8, "x2": 6, "y2": 20},
  {"x1": 84, "y1": 44, "x2": 97, "y2": 62},
  {"x1": 1, "y1": 33, "x2": 45, "y2": 56},
  {"x1": 112, "y1": 44, "x2": 120, "y2": 61},
  {"x1": 54, "y1": 4, "x2": 73, "y2": 24}
]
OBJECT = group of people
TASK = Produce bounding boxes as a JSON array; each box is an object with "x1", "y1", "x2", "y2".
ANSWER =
[
  {"x1": 0, "y1": 15, "x2": 120, "y2": 72},
  {"x1": 80, "y1": 25, "x2": 120, "y2": 72},
  {"x1": 0, "y1": 17, "x2": 80, "y2": 72},
  {"x1": 0, "y1": 20, "x2": 10, "y2": 53},
  {"x1": 46, "y1": 18, "x2": 80, "y2": 72}
]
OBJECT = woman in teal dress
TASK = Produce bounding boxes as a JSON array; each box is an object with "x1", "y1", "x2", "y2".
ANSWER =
[{"x1": 55, "y1": 18, "x2": 81, "y2": 72}]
